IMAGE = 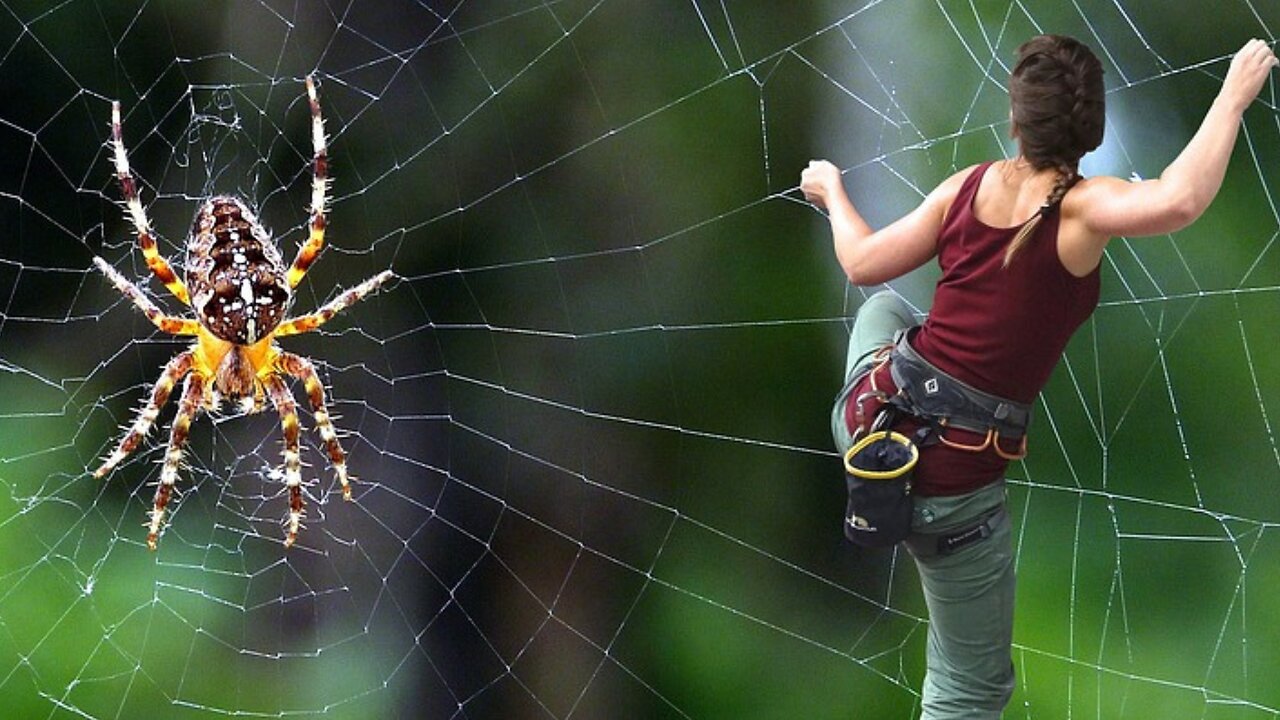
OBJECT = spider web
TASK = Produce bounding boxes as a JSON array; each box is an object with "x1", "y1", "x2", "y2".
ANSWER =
[{"x1": 0, "y1": 0, "x2": 1278, "y2": 718}]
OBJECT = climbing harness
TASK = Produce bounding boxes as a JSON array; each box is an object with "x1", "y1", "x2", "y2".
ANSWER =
[
  {"x1": 840, "y1": 329, "x2": 1031, "y2": 548},
  {"x1": 885, "y1": 329, "x2": 1031, "y2": 459}
]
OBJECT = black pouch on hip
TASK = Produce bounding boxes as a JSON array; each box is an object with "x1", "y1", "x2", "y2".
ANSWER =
[{"x1": 842, "y1": 430, "x2": 918, "y2": 547}]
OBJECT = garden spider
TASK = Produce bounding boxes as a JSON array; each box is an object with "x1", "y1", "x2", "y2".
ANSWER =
[{"x1": 93, "y1": 76, "x2": 393, "y2": 550}]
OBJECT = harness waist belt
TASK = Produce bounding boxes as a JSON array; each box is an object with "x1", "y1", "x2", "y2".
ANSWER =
[{"x1": 888, "y1": 331, "x2": 1032, "y2": 439}]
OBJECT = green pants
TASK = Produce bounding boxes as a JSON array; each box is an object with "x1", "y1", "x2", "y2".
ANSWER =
[{"x1": 833, "y1": 291, "x2": 1016, "y2": 719}]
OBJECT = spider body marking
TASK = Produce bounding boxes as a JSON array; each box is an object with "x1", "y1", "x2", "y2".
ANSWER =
[
  {"x1": 93, "y1": 76, "x2": 393, "y2": 550},
  {"x1": 188, "y1": 196, "x2": 291, "y2": 347},
  {"x1": 185, "y1": 196, "x2": 291, "y2": 408}
]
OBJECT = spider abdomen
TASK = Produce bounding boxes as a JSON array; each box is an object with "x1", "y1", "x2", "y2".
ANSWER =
[{"x1": 188, "y1": 196, "x2": 291, "y2": 345}]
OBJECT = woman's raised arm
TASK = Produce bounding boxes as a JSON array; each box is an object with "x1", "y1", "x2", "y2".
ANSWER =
[
  {"x1": 1075, "y1": 39, "x2": 1277, "y2": 239},
  {"x1": 802, "y1": 161, "x2": 970, "y2": 286}
]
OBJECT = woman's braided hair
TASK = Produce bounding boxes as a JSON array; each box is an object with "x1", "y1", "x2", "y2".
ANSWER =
[{"x1": 1003, "y1": 35, "x2": 1105, "y2": 267}]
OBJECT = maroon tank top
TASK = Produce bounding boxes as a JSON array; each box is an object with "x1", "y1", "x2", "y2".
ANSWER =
[{"x1": 846, "y1": 161, "x2": 1100, "y2": 495}]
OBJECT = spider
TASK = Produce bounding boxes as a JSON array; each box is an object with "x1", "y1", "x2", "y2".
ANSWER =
[{"x1": 93, "y1": 76, "x2": 393, "y2": 550}]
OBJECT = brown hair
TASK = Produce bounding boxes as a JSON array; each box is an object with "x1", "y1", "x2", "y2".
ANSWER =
[{"x1": 1004, "y1": 34, "x2": 1105, "y2": 267}]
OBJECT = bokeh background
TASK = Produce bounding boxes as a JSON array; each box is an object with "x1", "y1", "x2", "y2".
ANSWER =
[{"x1": 0, "y1": 1, "x2": 1278, "y2": 718}]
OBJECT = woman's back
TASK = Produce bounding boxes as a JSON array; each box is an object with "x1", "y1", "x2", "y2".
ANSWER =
[{"x1": 914, "y1": 161, "x2": 1100, "y2": 403}]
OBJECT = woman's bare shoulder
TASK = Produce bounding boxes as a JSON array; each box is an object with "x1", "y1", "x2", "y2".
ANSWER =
[
  {"x1": 923, "y1": 162, "x2": 985, "y2": 214},
  {"x1": 1057, "y1": 174, "x2": 1124, "y2": 276}
]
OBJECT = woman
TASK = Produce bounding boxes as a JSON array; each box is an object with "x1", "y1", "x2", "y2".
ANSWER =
[{"x1": 800, "y1": 36, "x2": 1276, "y2": 719}]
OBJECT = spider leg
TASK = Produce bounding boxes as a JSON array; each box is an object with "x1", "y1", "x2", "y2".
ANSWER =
[
  {"x1": 94, "y1": 257, "x2": 199, "y2": 335},
  {"x1": 264, "y1": 374, "x2": 305, "y2": 547},
  {"x1": 111, "y1": 102, "x2": 191, "y2": 305},
  {"x1": 275, "y1": 270, "x2": 394, "y2": 337},
  {"x1": 95, "y1": 349, "x2": 195, "y2": 479},
  {"x1": 148, "y1": 369, "x2": 207, "y2": 550},
  {"x1": 285, "y1": 76, "x2": 330, "y2": 290},
  {"x1": 278, "y1": 352, "x2": 352, "y2": 500}
]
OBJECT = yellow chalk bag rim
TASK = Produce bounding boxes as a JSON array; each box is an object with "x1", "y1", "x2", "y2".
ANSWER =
[{"x1": 843, "y1": 430, "x2": 919, "y2": 481}]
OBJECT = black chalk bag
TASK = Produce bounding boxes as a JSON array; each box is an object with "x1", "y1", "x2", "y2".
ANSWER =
[{"x1": 842, "y1": 430, "x2": 918, "y2": 547}]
